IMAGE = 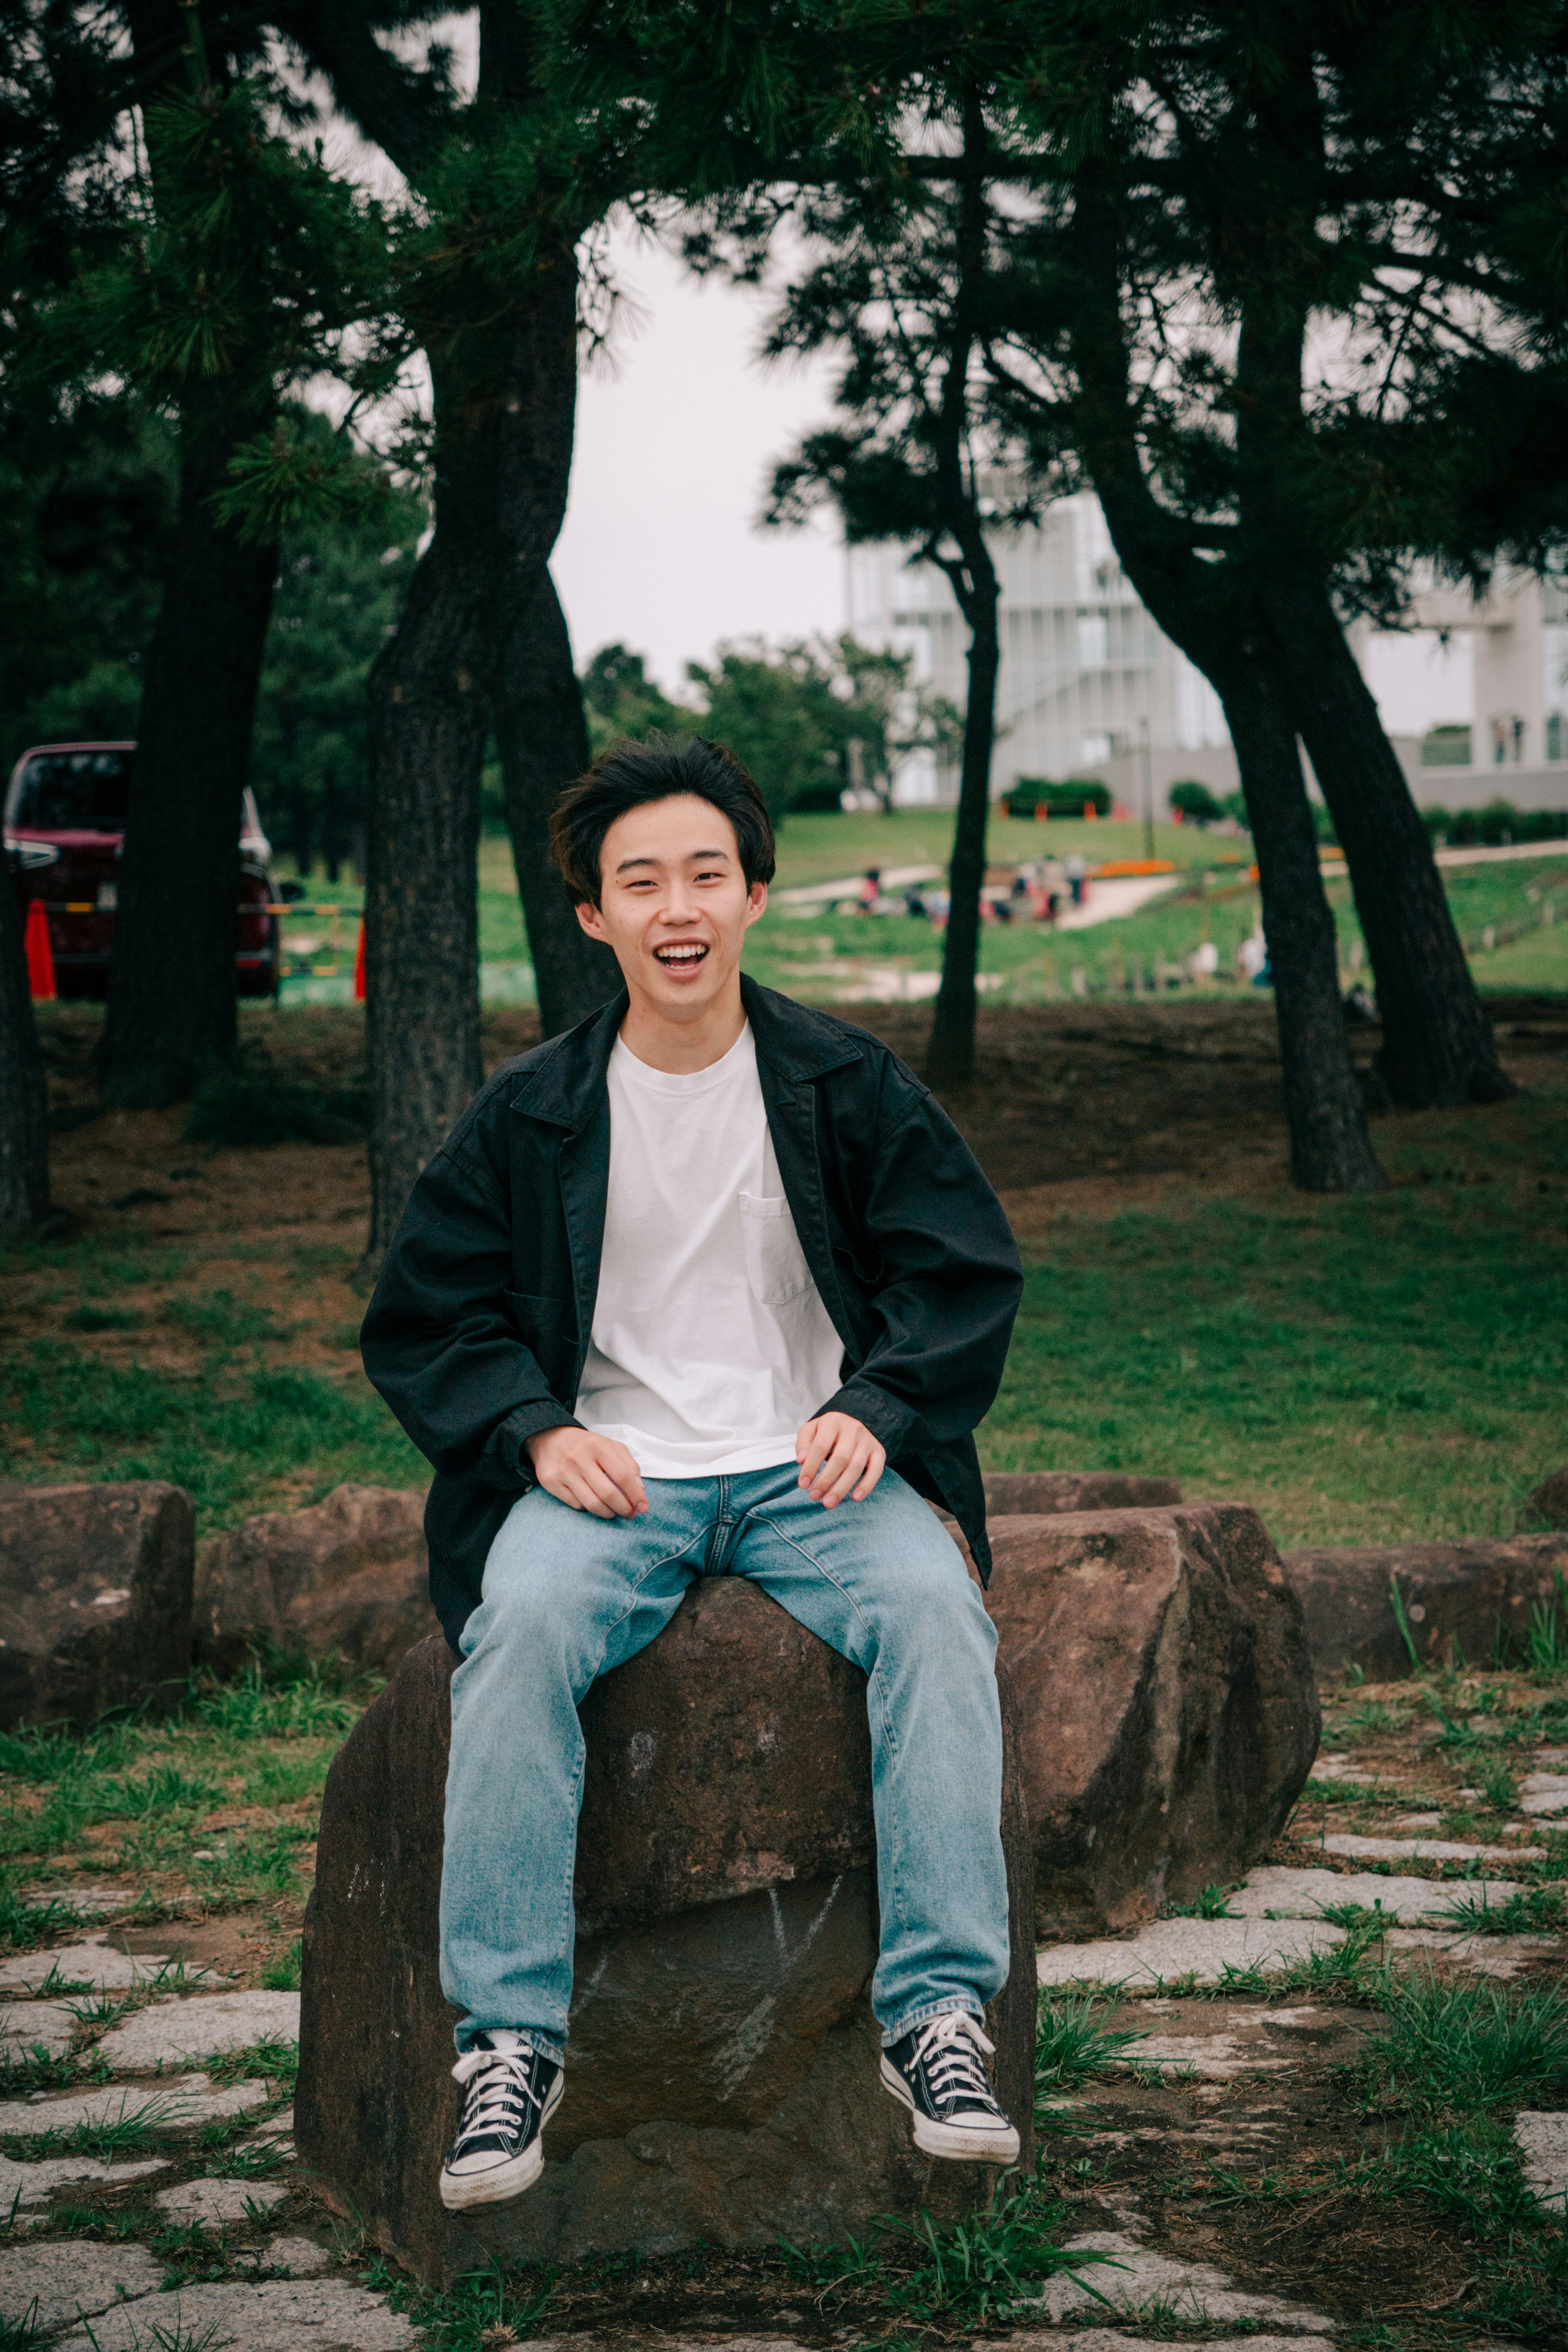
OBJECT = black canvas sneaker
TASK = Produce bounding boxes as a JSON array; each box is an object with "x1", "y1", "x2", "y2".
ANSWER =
[
  {"x1": 880, "y1": 2009, "x2": 1020, "y2": 2163},
  {"x1": 439, "y1": 2029, "x2": 564, "y2": 2210}
]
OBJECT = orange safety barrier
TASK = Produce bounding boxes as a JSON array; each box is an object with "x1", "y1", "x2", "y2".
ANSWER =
[
  {"x1": 24, "y1": 899, "x2": 56, "y2": 1001},
  {"x1": 353, "y1": 919, "x2": 366, "y2": 1002}
]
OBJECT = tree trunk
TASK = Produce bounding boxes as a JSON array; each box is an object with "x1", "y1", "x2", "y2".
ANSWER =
[
  {"x1": 927, "y1": 583, "x2": 1000, "y2": 1085},
  {"x1": 1272, "y1": 583, "x2": 1514, "y2": 1107},
  {"x1": 490, "y1": 228, "x2": 618, "y2": 1036},
  {"x1": 0, "y1": 870, "x2": 49, "y2": 1239},
  {"x1": 359, "y1": 347, "x2": 491, "y2": 1277},
  {"x1": 1221, "y1": 664, "x2": 1388, "y2": 1192},
  {"x1": 98, "y1": 420, "x2": 278, "y2": 1105},
  {"x1": 494, "y1": 563, "x2": 619, "y2": 1037}
]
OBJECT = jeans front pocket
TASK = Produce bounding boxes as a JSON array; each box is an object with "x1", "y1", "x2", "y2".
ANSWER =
[{"x1": 738, "y1": 1193, "x2": 811, "y2": 1306}]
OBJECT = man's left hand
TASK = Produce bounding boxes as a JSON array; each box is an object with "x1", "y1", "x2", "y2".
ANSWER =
[{"x1": 795, "y1": 1412, "x2": 886, "y2": 1508}]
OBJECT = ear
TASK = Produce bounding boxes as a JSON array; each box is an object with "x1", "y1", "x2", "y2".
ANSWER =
[
  {"x1": 575, "y1": 898, "x2": 608, "y2": 941},
  {"x1": 744, "y1": 879, "x2": 768, "y2": 928}
]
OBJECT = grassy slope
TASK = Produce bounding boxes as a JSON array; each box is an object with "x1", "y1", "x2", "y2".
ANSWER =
[{"x1": 987, "y1": 1099, "x2": 1568, "y2": 1548}]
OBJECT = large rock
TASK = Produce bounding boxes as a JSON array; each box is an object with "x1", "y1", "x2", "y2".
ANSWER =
[
  {"x1": 194, "y1": 1483, "x2": 431, "y2": 1674},
  {"x1": 1526, "y1": 1469, "x2": 1568, "y2": 1530},
  {"x1": 1283, "y1": 1534, "x2": 1568, "y2": 1681},
  {"x1": 298, "y1": 1587, "x2": 1036, "y2": 2284},
  {"x1": 0, "y1": 1482, "x2": 193, "y2": 1728},
  {"x1": 982, "y1": 1471, "x2": 1181, "y2": 1515},
  {"x1": 980, "y1": 1504, "x2": 1318, "y2": 1938}
]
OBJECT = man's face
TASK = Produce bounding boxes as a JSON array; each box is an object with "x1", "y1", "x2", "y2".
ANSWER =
[{"x1": 574, "y1": 793, "x2": 766, "y2": 1017}]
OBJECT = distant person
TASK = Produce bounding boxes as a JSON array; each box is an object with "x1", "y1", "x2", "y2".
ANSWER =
[
  {"x1": 1065, "y1": 850, "x2": 1087, "y2": 908},
  {"x1": 361, "y1": 736, "x2": 1024, "y2": 2214},
  {"x1": 1236, "y1": 932, "x2": 1267, "y2": 985},
  {"x1": 858, "y1": 867, "x2": 882, "y2": 912},
  {"x1": 904, "y1": 885, "x2": 929, "y2": 920}
]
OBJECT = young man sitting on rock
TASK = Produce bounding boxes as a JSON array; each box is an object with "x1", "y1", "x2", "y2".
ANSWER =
[{"x1": 361, "y1": 736, "x2": 1024, "y2": 2212}]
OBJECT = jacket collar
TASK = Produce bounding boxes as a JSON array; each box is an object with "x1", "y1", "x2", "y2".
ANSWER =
[{"x1": 508, "y1": 975, "x2": 860, "y2": 1131}]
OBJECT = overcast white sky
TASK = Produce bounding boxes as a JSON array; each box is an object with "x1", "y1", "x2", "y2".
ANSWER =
[
  {"x1": 339, "y1": 12, "x2": 845, "y2": 697},
  {"x1": 553, "y1": 239, "x2": 845, "y2": 696}
]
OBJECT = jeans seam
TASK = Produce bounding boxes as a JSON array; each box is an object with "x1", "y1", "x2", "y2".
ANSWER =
[
  {"x1": 748, "y1": 1507, "x2": 909, "y2": 1936},
  {"x1": 543, "y1": 1540, "x2": 695, "y2": 2037}
]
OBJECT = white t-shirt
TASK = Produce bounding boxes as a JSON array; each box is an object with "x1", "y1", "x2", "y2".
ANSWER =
[{"x1": 575, "y1": 1024, "x2": 846, "y2": 1478}]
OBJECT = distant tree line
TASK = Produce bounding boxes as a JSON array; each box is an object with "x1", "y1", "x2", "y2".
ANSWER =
[{"x1": 3, "y1": 0, "x2": 1566, "y2": 1249}]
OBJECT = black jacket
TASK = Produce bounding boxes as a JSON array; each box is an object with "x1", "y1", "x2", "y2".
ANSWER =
[{"x1": 361, "y1": 977, "x2": 1022, "y2": 1649}]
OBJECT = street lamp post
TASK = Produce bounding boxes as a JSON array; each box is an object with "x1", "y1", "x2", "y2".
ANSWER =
[{"x1": 1139, "y1": 716, "x2": 1155, "y2": 861}]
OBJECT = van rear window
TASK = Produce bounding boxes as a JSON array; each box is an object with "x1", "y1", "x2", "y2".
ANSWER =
[{"x1": 10, "y1": 749, "x2": 133, "y2": 832}]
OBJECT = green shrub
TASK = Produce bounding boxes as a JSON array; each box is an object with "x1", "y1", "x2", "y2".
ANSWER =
[
  {"x1": 1005, "y1": 776, "x2": 1111, "y2": 818},
  {"x1": 1168, "y1": 778, "x2": 1225, "y2": 825}
]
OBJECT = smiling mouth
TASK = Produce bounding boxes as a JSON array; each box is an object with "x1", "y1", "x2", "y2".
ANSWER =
[{"x1": 654, "y1": 942, "x2": 709, "y2": 969}]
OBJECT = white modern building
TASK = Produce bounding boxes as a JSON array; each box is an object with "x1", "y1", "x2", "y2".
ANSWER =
[
  {"x1": 847, "y1": 495, "x2": 1568, "y2": 814},
  {"x1": 844, "y1": 493, "x2": 1229, "y2": 809}
]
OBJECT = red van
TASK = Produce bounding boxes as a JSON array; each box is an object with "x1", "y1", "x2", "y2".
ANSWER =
[{"x1": 3, "y1": 741, "x2": 281, "y2": 999}]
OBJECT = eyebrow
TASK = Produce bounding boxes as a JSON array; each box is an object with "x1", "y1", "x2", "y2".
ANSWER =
[{"x1": 613, "y1": 847, "x2": 733, "y2": 874}]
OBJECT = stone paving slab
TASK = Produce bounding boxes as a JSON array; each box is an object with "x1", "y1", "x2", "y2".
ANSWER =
[
  {"x1": 1038, "y1": 1916, "x2": 1344, "y2": 1986},
  {"x1": 53, "y1": 2276, "x2": 423, "y2": 2350},
  {"x1": 1382, "y1": 1927, "x2": 1561, "y2": 1977},
  {"x1": 245, "y1": 2234, "x2": 333, "y2": 2277},
  {"x1": 0, "y1": 1999, "x2": 80, "y2": 2060},
  {"x1": 1514, "y1": 2110, "x2": 1568, "y2": 2207},
  {"x1": 21, "y1": 1884, "x2": 138, "y2": 1917},
  {"x1": 96, "y1": 1989, "x2": 300, "y2": 2071},
  {"x1": 1519, "y1": 1774, "x2": 1568, "y2": 1815},
  {"x1": 0, "y1": 1940, "x2": 171, "y2": 1993},
  {"x1": 154, "y1": 2174, "x2": 288, "y2": 2222},
  {"x1": 0, "y1": 2239, "x2": 163, "y2": 2328},
  {"x1": 1231, "y1": 1868, "x2": 1532, "y2": 1922},
  {"x1": 0, "y1": 2151, "x2": 167, "y2": 2208},
  {"x1": 1016, "y1": 2339, "x2": 1334, "y2": 2352},
  {"x1": 1321, "y1": 1833, "x2": 1546, "y2": 1862},
  {"x1": 1031, "y1": 2229, "x2": 1336, "y2": 2330},
  {"x1": 0, "y1": 2071, "x2": 270, "y2": 2137}
]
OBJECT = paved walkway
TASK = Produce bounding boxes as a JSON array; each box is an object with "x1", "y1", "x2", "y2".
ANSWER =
[{"x1": 0, "y1": 1794, "x2": 1560, "y2": 2345}]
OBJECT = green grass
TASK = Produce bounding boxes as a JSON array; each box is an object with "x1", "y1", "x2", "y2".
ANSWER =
[
  {"x1": 0, "y1": 1339, "x2": 425, "y2": 1527},
  {"x1": 0, "y1": 1657, "x2": 377, "y2": 1932},
  {"x1": 987, "y1": 1138, "x2": 1568, "y2": 1548}
]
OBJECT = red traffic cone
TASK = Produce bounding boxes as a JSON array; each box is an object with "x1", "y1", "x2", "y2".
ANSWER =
[
  {"x1": 24, "y1": 899, "x2": 56, "y2": 1001},
  {"x1": 352, "y1": 917, "x2": 366, "y2": 1002}
]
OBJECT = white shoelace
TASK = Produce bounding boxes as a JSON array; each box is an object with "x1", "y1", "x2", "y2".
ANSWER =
[
  {"x1": 449, "y1": 2042, "x2": 539, "y2": 2152},
  {"x1": 911, "y1": 2010, "x2": 1000, "y2": 2114}
]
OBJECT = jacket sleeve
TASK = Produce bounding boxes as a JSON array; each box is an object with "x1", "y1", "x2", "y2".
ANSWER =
[
  {"x1": 359, "y1": 1136, "x2": 579, "y2": 1490},
  {"x1": 815, "y1": 1086, "x2": 1023, "y2": 1456}
]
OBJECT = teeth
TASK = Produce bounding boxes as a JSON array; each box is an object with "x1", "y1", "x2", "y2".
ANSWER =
[{"x1": 658, "y1": 945, "x2": 706, "y2": 962}]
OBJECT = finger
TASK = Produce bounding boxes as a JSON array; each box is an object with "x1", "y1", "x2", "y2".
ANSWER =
[
  {"x1": 808, "y1": 1431, "x2": 859, "y2": 1500},
  {"x1": 850, "y1": 1446, "x2": 887, "y2": 1502},
  {"x1": 578, "y1": 1460, "x2": 641, "y2": 1518},
  {"x1": 820, "y1": 1443, "x2": 871, "y2": 1508},
  {"x1": 797, "y1": 1420, "x2": 835, "y2": 1486},
  {"x1": 564, "y1": 1474, "x2": 618, "y2": 1518},
  {"x1": 607, "y1": 1452, "x2": 649, "y2": 1514}
]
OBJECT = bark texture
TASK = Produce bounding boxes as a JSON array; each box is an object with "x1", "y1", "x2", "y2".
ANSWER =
[
  {"x1": 926, "y1": 573, "x2": 1000, "y2": 1084},
  {"x1": 0, "y1": 872, "x2": 48, "y2": 1238},
  {"x1": 360, "y1": 360, "x2": 489, "y2": 1272},
  {"x1": 494, "y1": 563, "x2": 619, "y2": 1037},
  {"x1": 1050, "y1": 190, "x2": 1385, "y2": 1193},
  {"x1": 1274, "y1": 583, "x2": 1513, "y2": 1106},
  {"x1": 292, "y1": 7, "x2": 609, "y2": 1269},
  {"x1": 99, "y1": 423, "x2": 277, "y2": 1106},
  {"x1": 926, "y1": 108, "x2": 1003, "y2": 1088}
]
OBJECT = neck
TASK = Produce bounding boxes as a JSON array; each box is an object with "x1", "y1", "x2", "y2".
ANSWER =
[{"x1": 617, "y1": 974, "x2": 747, "y2": 1074}]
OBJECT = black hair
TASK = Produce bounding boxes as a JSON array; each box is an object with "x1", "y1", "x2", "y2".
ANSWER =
[{"x1": 549, "y1": 733, "x2": 777, "y2": 907}]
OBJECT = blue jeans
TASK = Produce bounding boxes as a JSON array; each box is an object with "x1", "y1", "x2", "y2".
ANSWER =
[{"x1": 442, "y1": 1462, "x2": 1008, "y2": 2058}]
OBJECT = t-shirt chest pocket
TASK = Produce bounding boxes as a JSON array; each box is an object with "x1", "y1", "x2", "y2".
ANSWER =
[{"x1": 738, "y1": 1191, "x2": 811, "y2": 1306}]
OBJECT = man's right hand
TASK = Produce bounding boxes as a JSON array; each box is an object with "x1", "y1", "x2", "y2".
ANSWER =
[{"x1": 525, "y1": 1425, "x2": 648, "y2": 1518}]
